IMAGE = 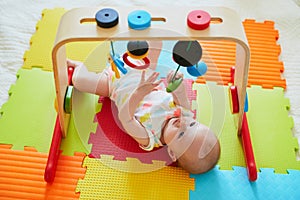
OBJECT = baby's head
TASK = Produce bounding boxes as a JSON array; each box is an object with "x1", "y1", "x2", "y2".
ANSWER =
[{"x1": 163, "y1": 116, "x2": 220, "y2": 174}]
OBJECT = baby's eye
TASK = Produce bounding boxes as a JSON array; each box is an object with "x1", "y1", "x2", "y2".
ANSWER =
[
  {"x1": 190, "y1": 122, "x2": 196, "y2": 127},
  {"x1": 178, "y1": 131, "x2": 185, "y2": 139}
]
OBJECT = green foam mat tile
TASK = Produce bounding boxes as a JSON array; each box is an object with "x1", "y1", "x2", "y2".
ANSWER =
[
  {"x1": 0, "y1": 68, "x2": 95, "y2": 155},
  {"x1": 0, "y1": 68, "x2": 56, "y2": 151},
  {"x1": 76, "y1": 156, "x2": 194, "y2": 200},
  {"x1": 193, "y1": 82, "x2": 246, "y2": 169},
  {"x1": 247, "y1": 86, "x2": 299, "y2": 173},
  {"x1": 193, "y1": 83, "x2": 300, "y2": 172}
]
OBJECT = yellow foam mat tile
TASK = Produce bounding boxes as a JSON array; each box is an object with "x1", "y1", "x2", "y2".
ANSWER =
[
  {"x1": 23, "y1": 8, "x2": 109, "y2": 72},
  {"x1": 76, "y1": 156, "x2": 194, "y2": 200},
  {"x1": 23, "y1": 8, "x2": 65, "y2": 71}
]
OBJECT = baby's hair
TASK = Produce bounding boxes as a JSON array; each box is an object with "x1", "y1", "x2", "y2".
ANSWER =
[{"x1": 178, "y1": 139, "x2": 220, "y2": 174}]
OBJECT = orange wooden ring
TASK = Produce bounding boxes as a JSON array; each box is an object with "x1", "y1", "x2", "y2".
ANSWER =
[{"x1": 127, "y1": 51, "x2": 148, "y2": 60}]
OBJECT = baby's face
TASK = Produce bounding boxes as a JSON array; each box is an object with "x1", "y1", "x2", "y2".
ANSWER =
[
  {"x1": 163, "y1": 116, "x2": 218, "y2": 161},
  {"x1": 163, "y1": 116, "x2": 196, "y2": 145}
]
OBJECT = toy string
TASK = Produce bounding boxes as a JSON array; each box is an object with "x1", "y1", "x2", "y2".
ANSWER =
[
  {"x1": 171, "y1": 41, "x2": 192, "y2": 82},
  {"x1": 110, "y1": 41, "x2": 115, "y2": 56},
  {"x1": 186, "y1": 41, "x2": 192, "y2": 52},
  {"x1": 171, "y1": 64, "x2": 181, "y2": 82}
]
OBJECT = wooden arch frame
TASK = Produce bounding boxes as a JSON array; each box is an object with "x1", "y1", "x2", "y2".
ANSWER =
[{"x1": 52, "y1": 6, "x2": 250, "y2": 137}]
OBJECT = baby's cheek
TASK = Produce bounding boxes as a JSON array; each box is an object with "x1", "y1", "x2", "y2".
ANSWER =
[
  {"x1": 164, "y1": 129, "x2": 178, "y2": 144},
  {"x1": 163, "y1": 131, "x2": 171, "y2": 144}
]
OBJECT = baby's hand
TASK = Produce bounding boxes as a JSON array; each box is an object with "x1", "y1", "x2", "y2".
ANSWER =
[
  {"x1": 166, "y1": 71, "x2": 190, "y2": 109},
  {"x1": 135, "y1": 71, "x2": 163, "y2": 96},
  {"x1": 167, "y1": 70, "x2": 184, "y2": 83}
]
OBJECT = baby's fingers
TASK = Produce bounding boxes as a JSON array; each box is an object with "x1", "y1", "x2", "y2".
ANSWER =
[
  {"x1": 167, "y1": 71, "x2": 174, "y2": 83},
  {"x1": 176, "y1": 72, "x2": 183, "y2": 79},
  {"x1": 167, "y1": 70, "x2": 183, "y2": 83},
  {"x1": 154, "y1": 79, "x2": 163, "y2": 86},
  {"x1": 147, "y1": 72, "x2": 160, "y2": 83},
  {"x1": 140, "y1": 70, "x2": 146, "y2": 83}
]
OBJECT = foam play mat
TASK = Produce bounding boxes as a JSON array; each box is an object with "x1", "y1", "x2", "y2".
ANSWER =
[{"x1": 0, "y1": 8, "x2": 300, "y2": 200}]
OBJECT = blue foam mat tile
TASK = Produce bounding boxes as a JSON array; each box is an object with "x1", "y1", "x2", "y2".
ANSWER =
[{"x1": 190, "y1": 166, "x2": 300, "y2": 200}]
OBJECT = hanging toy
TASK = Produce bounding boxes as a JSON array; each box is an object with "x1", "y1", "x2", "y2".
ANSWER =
[
  {"x1": 109, "y1": 41, "x2": 126, "y2": 79},
  {"x1": 123, "y1": 40, "x2": 150, "y2": 70},
  {"x1": 166, "y1": 64, "x2": 183, "y2": 93},
  {"x1": 167, "y1": 40, "x2": 207, "y2": 92},
  {"x1": 187, "y1": 61, "x2": 207, "y2": 77}
]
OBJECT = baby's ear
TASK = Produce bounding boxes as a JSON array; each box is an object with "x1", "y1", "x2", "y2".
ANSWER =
[{"x1": 167, "y1": 147, "x2": 177, "y2": 162}]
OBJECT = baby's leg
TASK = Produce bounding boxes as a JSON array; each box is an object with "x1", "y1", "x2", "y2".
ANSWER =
[{"x1": 70, "y1": 60, "x2": 109, "y2": 97}]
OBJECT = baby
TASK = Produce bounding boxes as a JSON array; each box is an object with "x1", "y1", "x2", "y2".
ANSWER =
[{"x1": 69, "y1": 43, "x2": 220, "y2": 174}]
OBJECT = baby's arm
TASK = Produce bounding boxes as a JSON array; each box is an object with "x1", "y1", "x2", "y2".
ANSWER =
[
  {"x1": 167, "y1": 71, "x2": 191, "y2": 110},
  {"x1": 147, "y1": 41, "x2": 163, "y2": 71},
  {"x1": 118, "y1": 71, "x2": 162, "y2": 147}
]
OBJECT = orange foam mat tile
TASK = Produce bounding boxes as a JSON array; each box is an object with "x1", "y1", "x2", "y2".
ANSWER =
[
  {"x1": 0, "y1": 144, "x2": 86, "y2": 200},
  {"x1": 196, "y1": 19, "x2": 286, "y2": 89}
]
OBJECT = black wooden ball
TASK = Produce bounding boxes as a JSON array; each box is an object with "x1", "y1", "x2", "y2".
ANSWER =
[
  {"x1": 127, "y1": 41, "x2": 149, "y2": 56},
  {"x1": 172, "y1": 41, "x2": 202, "y2": 67}
]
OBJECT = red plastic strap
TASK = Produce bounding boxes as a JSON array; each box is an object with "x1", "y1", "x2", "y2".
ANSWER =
[
  {"x1": 241, "y1": 113, "x2": 258, "y2": 181},
  {"x1": 44, "y1": 115, "x2": 62, "y2": 183},
  {"x1": 229, "y1": 85, "x2": 239, "y2": 114}
]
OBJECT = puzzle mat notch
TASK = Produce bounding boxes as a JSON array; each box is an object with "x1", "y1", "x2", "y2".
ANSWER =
[
  {"x1": 76, "y1": 156, "x2": 194, "y2": 200},
  {"x1": 0, "y1": 144, "x2": 86, "y2": 200},
  {"x1": 190, "y1": 165, "x2": 300, "y2": 200},
  {"x1": 0, "y1": 68, "x2": 98, "y2": 155},
  {"x1": 193, "y1": 82, "x2": 299, "y2": 173}
]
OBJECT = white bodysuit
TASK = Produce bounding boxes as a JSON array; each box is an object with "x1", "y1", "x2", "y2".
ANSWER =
[{"x1": 107, "y1": 67, "x2": 194, "y2": 151}]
